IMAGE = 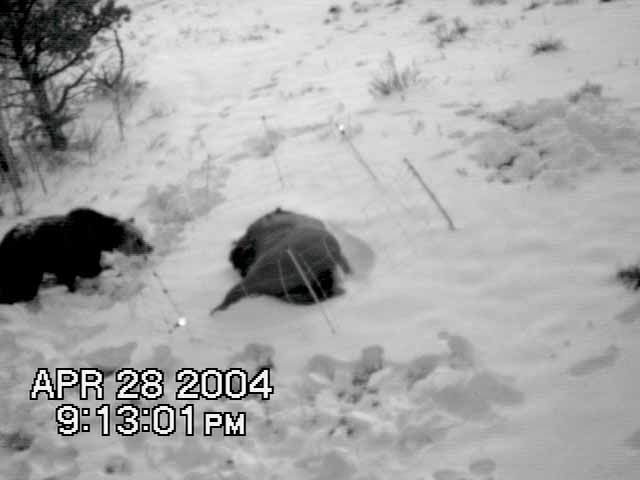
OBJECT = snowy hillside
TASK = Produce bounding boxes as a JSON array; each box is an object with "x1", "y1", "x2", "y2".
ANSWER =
[{"x1": 2, "y1": 0, "x2": 640, "y2": 479}]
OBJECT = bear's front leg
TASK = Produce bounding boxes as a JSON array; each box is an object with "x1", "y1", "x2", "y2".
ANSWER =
[
  {"x1": 64, "y1": 278, "x2": 78, "y2": 292},
  {"x1": 74, "y1": 252, "x2": 105, "y2": 279},
  {"x1": 56, "y1": 271, "x2": 78, "y2": 292}
]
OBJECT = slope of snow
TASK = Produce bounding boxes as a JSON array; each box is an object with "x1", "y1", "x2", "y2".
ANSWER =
[{"x1": 2, "y1": 0, "x2": 640, "y2": 479}]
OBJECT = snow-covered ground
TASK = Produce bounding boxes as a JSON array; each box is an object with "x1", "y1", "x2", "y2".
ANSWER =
[{"x1": 2, "y1": 0, "x2": 640, "y2": 478}]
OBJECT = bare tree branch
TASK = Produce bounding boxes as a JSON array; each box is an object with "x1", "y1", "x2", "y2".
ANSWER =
[
  {"x1": 52, "y1": 68, "x2": 91, "y2": 115},
  {"x1": 1, "y1": 0, "x2": 131, "y2": 150}
]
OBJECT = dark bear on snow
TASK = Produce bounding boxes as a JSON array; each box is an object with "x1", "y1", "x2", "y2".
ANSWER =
[
  {"x1": 211, "y1": 208, "x2": 351, "y2": 314},
  {"x1": 228, "y1": 207, "x2": 325, "y2": 277},
  {"x1": 0, "y1": 207, "x2": 153, "y2": 304}
]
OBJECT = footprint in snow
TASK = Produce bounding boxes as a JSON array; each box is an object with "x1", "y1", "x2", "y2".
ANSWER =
[
  {"x1": 432, "y1": 469, "x2": 467, "y2": 480},
  {"x1": 469, "y1": 458, "x2": 497, "y2": 476},
  {"x1": 616, "y1": 299, "x2": 640, "y2": 324},
  {"x1": 624, "y1": 429, "x2": 640, "y2": 451},
  {"x1": 568, "y1": 345, "x2": 619, "y2": 376}
]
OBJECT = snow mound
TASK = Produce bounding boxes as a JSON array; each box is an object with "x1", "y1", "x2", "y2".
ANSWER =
[
  {"x1": 326, "y1": 222, "x2": 376, "y2": 279},
  {"x1": 471, "y1": 90, "x2": 640, "y2": 185},
  {"x1": 71, "y1": 341, "x2": 138, "y2": 373},
  {"x1": 228, "y1": 343, "x2": 276, "y2": 373},
  {"x1": 0, "y1": 333, "x2": 522, "y2": 479}
]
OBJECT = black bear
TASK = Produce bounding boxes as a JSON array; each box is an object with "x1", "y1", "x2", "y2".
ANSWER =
[
  {"x1": 212, "y1": 208, "x2": 351, "y2": 313},
  {"x1": 0, "y1": 207, "x2": 153, "y2": 304},
  {"x1": 229, "y1": 207, "x2": 325, "y2": 277}
]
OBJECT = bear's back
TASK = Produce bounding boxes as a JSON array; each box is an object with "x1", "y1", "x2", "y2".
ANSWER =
[
  {"x1": 247, "y1": 210, "x2": 325, "y2": 254},
  {"x1": 249, "y1": 226, "x2": 342, "y2": 278},
  {"x1": 0, "y1": 214, "x2": 63, "y2": 256}
]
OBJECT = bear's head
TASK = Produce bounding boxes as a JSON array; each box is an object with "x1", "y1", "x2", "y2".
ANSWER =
[
  {"x1": 65, "y1": 208, "x2": 154, "y2": 256},
  {"x1": 115, "y1": 218, "x2": 154, "y2": 255}
]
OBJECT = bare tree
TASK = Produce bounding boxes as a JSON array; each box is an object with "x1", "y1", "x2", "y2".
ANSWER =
[
  {"x1": 0, "y1": 61, "x2": 24, "y2": 208},
  {"x1": 92, "y1": 27, "x2": 144, "y2": 141},
  {"x1": 0, "y1": 111, "x2": 24, "y2": 214},
  {"x1": 0, "y1": 0, "x2": 131, "y2": 150}
]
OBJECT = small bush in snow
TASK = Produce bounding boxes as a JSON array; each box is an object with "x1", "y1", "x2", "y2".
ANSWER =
[
  {"x1": 91, "y1": 30, "x2": 146, "y2": 141},
  {"x1": 69, "y1": 121, "x2": 107, "y2": 163},
  {"x1": 92, "y1": 28, "x2": 146, "y2": 102},
  {"x1": 617, "y1": 264, "x2": 640, "y2": 291},
  {"x1": 146, "y1": 103, "x2": 173, "y2": 121},
  {"x1": 434, "y1": 18, "x2": 469, "y2": 48},
  {"x1": 93, "y1": 70, "x2": 146, "y2": 104},
  {"x1": 369, "y1": 52, "x2": 421, "y2": 97},
  {"x1": 524, "y1": 0, "x2": 547, "y2": 10},
  {"x1": 419, "y1": 11, "x2": 442, "y2": 24},
  {"x1": 471, "y1": 0, "x2": 507, "y2": 5},
  {"x1": 351, "y1": 2, "x2": 369, "y2": 13},
  {"x1": 494, "y1": 67, "x2": 512, "y2": 82},
  {"x1": 324, "y1": 4, "x2": 342, "y2": 24},
  {"x1": 567, "y1": 81, "x2": 603, "y2": 103},
  {"x1": 531, "y1": 36, "x2": 566, "y2": 55}
]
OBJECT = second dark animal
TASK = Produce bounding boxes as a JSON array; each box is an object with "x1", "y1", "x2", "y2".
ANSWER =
[
  {"x1": 0, "y1": 207, "x2": 153, "y2": 304},
  {"x1": 212, "y1": 208, "x2": 351, "y2": 313}
]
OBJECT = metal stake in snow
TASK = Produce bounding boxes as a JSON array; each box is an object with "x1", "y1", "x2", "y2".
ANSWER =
[
  {"x1": 403, "y1": 157, "x2": 456, "y2": 231},
  {"x1": 337, "y1": 123, "x2": 380, "y2": 184},
  {"x1": 169, "y1": 316, "x2": 188, "y2": 333},
  {"x1": 152, "y1": 269, "x2": 188, "y2": 333},
  {"x1": 286, "y1": 248, "x2": 337, "y2": 334},
  {"x1": 261, "y1": 115, "x2": 285, "y2": 189},
  {"x1": 204, "y1": 153, "x2": 213, "y2": 200}
]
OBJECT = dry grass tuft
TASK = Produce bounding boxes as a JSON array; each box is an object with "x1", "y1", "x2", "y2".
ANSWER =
[
  {"x1": 369, "y1": 52, "x2": 421, "y2": 97},
  {"x1": 531, "y1": 36, "x2": 566, "y2": 55},
  {"x1": 434, "y1": 18, "x2": 469, "y2": 48},
  {"x1": 567, "y1": 81, "x2": 603, "y2": 103}
]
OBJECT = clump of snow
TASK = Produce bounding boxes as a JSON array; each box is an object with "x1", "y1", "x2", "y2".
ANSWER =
[
  {"x1": 0, "y1": 430, "x2": 34, "y2": 453},
  {"x1": 625, "y1": 430, "x2": 640, "y2": 452},
  {"x1": 72, "y1": 341, "x2": 138, "y2": 373},
  {"x1": 469, "y1": 457, "x2": 497, "y2": 475},
  {"x1": 351, "y1": 345, "x2": 384, "y2": 386},
  {"x1": 244, "y1": 127, "x2": 285, "y2": 158},
  {"x1": 617, "y1": 263, "x2": 640, "y2": 291},
  {"x1": 228, "y1": 343, "x2": 276, "y2": 374},
  {"x1": 568, "y1": 344, "x2": 620, "y2": 376},
  {"x1": 471, "y1": 92, "x2": 640, "y2": 184},
  {"x1": 567, "y1": 81, "x2": 604, "y2": 104},
  {"x1": 0, "y1": 332, "x2": 519, "y2": 479},
  {"x1": 326, "y1": 222, "x2": 377, "y2": 279},
  {"x1": 104, "y1": 454, "x2": 134, "y2": 475}
]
